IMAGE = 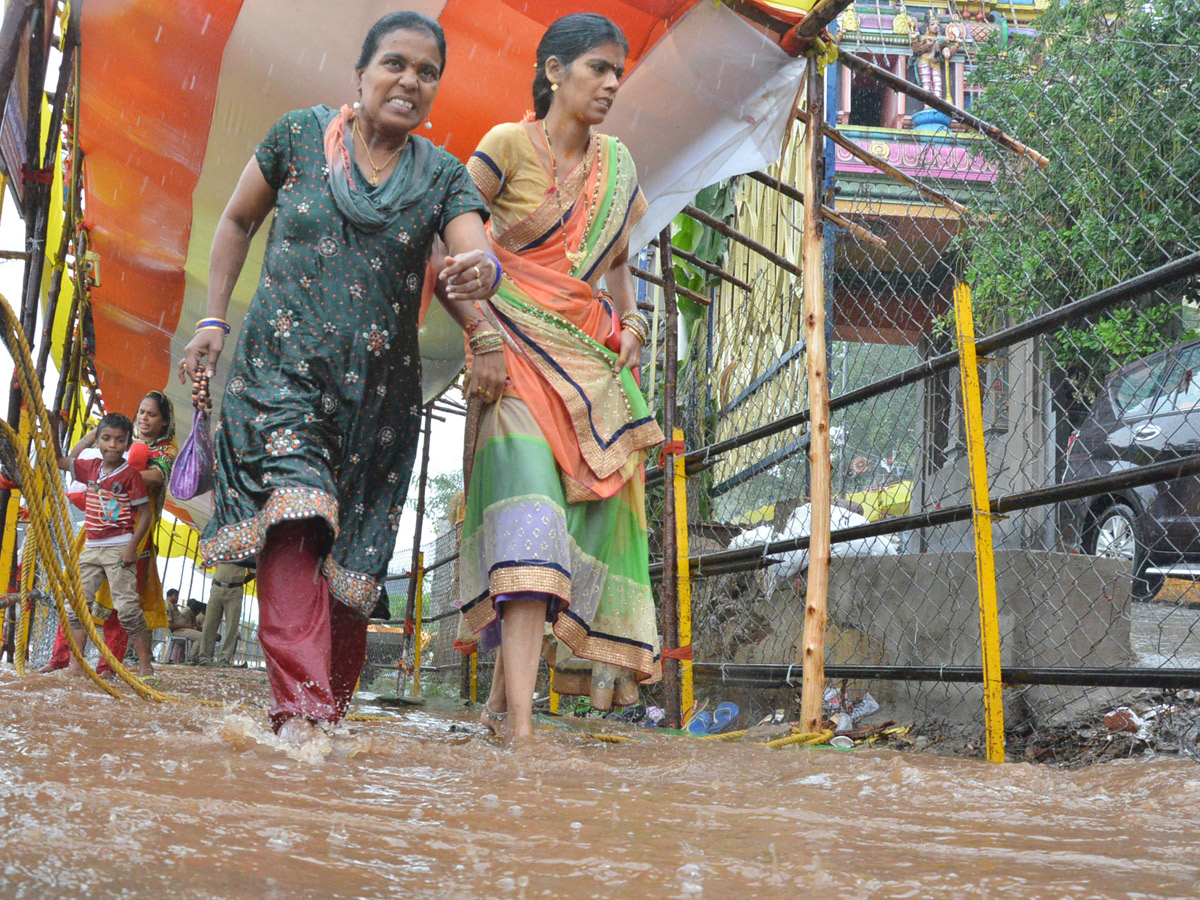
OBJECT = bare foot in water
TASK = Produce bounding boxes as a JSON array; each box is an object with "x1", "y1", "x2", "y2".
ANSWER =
[
  {"x1": 506, "y1": 718, "x2": 535, "y2": 747},
  {"x1": 277, "y1": 717, "x2": 319, "y2": 748},
  {"x1": 481, "y1": 699, "x2": 508, "y2": 736},
  {"x1": 35, "y1": 663, "x2": 63, "y2": 674}
]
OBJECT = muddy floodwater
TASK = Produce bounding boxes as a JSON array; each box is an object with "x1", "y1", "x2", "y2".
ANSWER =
[{"x1": 2, "y1": 667, "x2": 1199, "y2": 900}]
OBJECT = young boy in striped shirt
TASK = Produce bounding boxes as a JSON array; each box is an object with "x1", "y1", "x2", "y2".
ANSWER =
[{"x1": 54, "y1": 412, "x2": 155, "y2": 678}]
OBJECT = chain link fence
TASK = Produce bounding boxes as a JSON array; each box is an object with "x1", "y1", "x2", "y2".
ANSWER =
[{"x1": 665, "y1": 0, "x2": 1200, "y2": 756}]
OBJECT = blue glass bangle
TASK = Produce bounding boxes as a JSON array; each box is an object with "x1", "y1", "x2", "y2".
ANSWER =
[
  {"x1": 485, "y1": 253, "x2": 502, "y2": 291},
  {"x1": 196, "y1": 317, "x2": 231, "y2": 335}
]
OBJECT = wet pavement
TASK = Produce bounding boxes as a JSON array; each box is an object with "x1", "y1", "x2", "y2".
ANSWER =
[{"x1": 2, "y1": 665, "x2": 1199, "y2": 899}]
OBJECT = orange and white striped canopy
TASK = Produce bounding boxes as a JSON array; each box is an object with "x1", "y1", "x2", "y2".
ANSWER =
[{"x1": 75, "y1": 0, "x2": 808, "y2": 524}]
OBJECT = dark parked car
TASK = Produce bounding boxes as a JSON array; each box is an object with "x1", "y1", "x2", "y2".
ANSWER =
[{"x1": 1060, "y1": 339, "x2": 1200, "y2": 599}]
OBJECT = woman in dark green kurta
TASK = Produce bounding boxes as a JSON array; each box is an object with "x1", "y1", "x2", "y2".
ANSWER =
[{"x1": 180, "y1": 13, "x2": 503, "y2": 739}]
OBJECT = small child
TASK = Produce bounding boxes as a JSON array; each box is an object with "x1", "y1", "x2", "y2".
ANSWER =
[{"x1": 55, "y1": 412, "x2": 155, "y2": 678}]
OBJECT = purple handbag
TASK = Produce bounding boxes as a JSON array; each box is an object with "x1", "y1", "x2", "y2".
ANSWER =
[{"x1": 169, "y1": 407, "x2": 215, "y2": 500}]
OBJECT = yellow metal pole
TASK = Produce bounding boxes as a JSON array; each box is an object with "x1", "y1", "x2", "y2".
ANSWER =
[
  {"x1": 469, "y1": 651, "x2": 478, "y2": 703},
  {"x1": 412, "y1": 551, "x2": 424, "y2": 697},
  {"x1": 0, "y1": 410, "x2": 30, "y2": 596},
  {"x1": 954, "y1": 280, "x2": 1006, "y2": 763},
  {"x1": 672, "y1": 427, "x2": 694, "y2": 717},
  {"x1": 549, "y1": 671, "x2": 560, "y2": 714}
]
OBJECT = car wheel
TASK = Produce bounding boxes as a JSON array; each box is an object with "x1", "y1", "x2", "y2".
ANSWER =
[{"x1": 1088, "y1": 503, "x2": 1163, "y2": 600}]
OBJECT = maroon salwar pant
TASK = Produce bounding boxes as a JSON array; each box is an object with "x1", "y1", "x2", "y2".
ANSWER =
[
  {"x1": 47, "y1": 613, "x2": 128, "y2": 676},
  {"x1": 257, "y1": 520, "x2": 368, "y2": 730}
]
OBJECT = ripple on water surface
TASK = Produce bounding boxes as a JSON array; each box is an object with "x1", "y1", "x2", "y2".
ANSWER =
[{"x1": 1, "y1": 667, "x2": 1199, "y2": 900}]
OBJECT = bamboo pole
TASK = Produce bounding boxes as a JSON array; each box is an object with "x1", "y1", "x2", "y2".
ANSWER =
[
  {"x1": 953, "y1": 281, "x2": 1006, "y2": 762},
  {"x1": 682, "y1": 205, "x2": 804, "y2": 279},
  {"x1": 0, "y1": 0, "x2": 46, "y2": 538},
  {"x1": 628, "y1": 265, "x2": 713, "y2": 308},
  {"x1": 34, "y1": 15, "x2": 81, "y2": 386},
  {"x1": 403, "y1": 405, "x2": 435, "y2": 684},
  {"x1": 744, "y1": 171, "x2": 887, "y2": 248},
  {"x1": 648, "y1": 238, "x2": 752, "y2": 293},
  {"x1": 793, "y1": 107, "x2": 970, "y2": 216},
  {"x1": 792, "y1": 0, "x2": 857, "y2": 39},
  {"x1": 16, "y1": 0, "x2": 49, "y2": 345},
  {"x1": 799, "y1": 62, "x2": 832, "y2": 735},
  {"x1": 839, "y1": 50, "x2": 1050, "y2": 169},
  {"x1": 657, "y1": 228, "x2": 682, "y2": 729}
]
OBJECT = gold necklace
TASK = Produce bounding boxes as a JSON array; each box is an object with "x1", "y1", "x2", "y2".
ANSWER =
[
  {"x1": 353, "y1": 118, "x2": 407, "y2": 185},
  {"x1": 538, "y1": 121, "x2": 600, "y2": 269}
]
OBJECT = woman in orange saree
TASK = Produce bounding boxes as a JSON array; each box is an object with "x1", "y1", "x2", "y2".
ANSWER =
[{"x1": 457, "y1": 14, "x2": 663, "y2": 742}]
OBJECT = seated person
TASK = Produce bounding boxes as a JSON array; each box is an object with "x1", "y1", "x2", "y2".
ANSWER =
[{"x1": 165, "y1": 589, "x2": 203, "y2": 663}]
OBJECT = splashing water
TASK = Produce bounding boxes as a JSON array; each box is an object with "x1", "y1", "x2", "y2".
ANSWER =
[{"x1": 2, "y1": 666, "x2": 1199, "y2": 899}]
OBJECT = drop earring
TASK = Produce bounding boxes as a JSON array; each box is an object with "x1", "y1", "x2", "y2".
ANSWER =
[
  {"x1": 425, "y1": 121, "x2": 433, "y2": 129},
  {"x1": 550, "y1": 82, "x2": 558, "y2": 92},
  {"x1": 352, "y1": 100, "x2": 361, "y2": 110}
]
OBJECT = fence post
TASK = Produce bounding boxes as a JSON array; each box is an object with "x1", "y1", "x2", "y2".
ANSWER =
[
  {"x1": 403, "y1": 405, "x2": 434, "y2": 677},
  {"x1": 657, "y1": 227, "x2": 683, "y2": 728},
  {"x1": 672, "y1": 427, "x2": 694, "y2": 719},
  {"x1": 953, "y1": 280, "x2": 1006, "y2": 763},
  {"x1": 412, "y1": 551, "x2": 424, "y2": 697},
  {"x1": 469, "y1": 651, "x2": 478, "y2": 703},
  {"x1": 800, "y1": 60, "x2": 832, "y2": 734}
]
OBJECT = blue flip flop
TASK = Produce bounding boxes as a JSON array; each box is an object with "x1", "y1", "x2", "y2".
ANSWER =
[
  {"x1": 687, "y1": 710, "x2": 714, "y2": 735},
  {"x1": 710, "y1": 702, "x2": 740, "y2": 733}
]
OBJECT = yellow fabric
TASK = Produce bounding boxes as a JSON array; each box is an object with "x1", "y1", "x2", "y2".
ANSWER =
[{"x1": 469, "y1": 122, "x2": 566, "y2": 236}]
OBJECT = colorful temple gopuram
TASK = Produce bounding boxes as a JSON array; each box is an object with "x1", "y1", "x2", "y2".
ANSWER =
[{"x1": 829, "y1": 0, "x2": 1050, "y2": 344}]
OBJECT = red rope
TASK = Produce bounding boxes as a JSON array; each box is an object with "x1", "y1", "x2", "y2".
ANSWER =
[
  {"x1": 662, "y1": 440, "x2": 685, "y2": 456},
  {"x1": 661, "y1": 644, "x2": 693, "y2": 661}
]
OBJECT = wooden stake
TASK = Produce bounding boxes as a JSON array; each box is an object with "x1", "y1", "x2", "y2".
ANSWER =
[{"x1": 799, "y1": 62, "x2": 832, "y2": 735}]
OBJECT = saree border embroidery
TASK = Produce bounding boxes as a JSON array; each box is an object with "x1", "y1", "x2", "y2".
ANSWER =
[
  {"x1": 490, "y1": 560, "x2": 572, "y2": 600},
  {"x1": 492, "y1": 300, "x2": 662, "y2": 480},
  {"x1": 466, "y1": 152, "x2": 502, "y2": 205},
  {"x1": 551, "y1": 612, "x2": 657, "y2": 679},
  {"x1": 582, "y1": 186, "x2": 648, "y2": 285},
  {"x1": 322, "y1": 558, "x2": 382, "y2": 619},
  {"x1": 491, "y1": 151, "x2": 591, "y2": 255},
  {"x1": 200, "y1": 486, "x2": 340, "y2": 567},
  {"x1": 199, "y1": 486, "x2": 380, "y2": 616}
]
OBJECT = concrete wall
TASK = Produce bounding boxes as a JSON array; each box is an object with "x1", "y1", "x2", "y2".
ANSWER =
[{"x1": 733, "y1": 550, "x2": 1134, "y2": 729}]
